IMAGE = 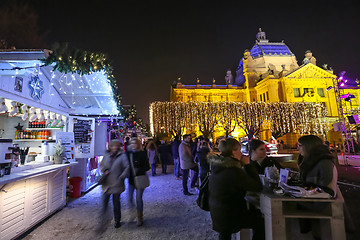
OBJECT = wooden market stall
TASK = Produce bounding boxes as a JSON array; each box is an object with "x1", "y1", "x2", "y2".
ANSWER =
[{"x1": 0, "y1": 50, "x2": 120, "y2": 240}]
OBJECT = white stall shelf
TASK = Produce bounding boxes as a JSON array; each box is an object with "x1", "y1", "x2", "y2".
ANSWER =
[{"x1": 0, "y1": 163, "x2": 76, "y2": 240}]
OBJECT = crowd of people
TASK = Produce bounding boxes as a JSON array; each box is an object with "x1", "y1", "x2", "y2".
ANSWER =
[{"x1": 97, "y1": 134, "x2": 351, "y2": 240}]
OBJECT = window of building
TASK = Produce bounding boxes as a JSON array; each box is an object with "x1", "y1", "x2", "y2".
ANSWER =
[
  {"x1": 260, "y1": 94, "x2": 263, "y2": 101},
  {"x1": 294, "y1": 88, "x2": 300, "y2": 97},
  {"x1": 303, "y1": 88, "x2": 314, "y2": 94},
  {"x1": 266, "y1": 91, "x2": 269, "y2": 101},
  {"x1": 317, "y1": 88, "x2": 325, "y2": 97}
]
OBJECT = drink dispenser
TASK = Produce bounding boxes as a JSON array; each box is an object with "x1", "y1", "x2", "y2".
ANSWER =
[
  {"x1": 41, "y1": 140, "x2": 56, "y2": 159},
  {"x1": 0, "y1": 139, "x2": 13, "y2": 163}
]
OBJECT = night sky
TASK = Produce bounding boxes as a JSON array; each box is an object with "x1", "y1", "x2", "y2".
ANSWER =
[{"x1": 2, "y1": 0, "x2": 360, "y2": 122}]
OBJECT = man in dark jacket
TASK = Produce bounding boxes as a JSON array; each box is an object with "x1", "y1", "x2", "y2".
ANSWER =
[
  {"x1": 158, "y1": 140, "x2": 172, "y2": 174},
  {"x1": 171, "y1": 136, "x2": 181, "y2": 179},
  {"x1": 208, "y1": 152, "x2": 265, "y2": 240}
]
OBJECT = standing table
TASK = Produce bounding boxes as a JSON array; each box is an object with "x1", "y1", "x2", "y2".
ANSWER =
[{"x1": 260, "y1": 192, "x2": 345, "y2": 240}]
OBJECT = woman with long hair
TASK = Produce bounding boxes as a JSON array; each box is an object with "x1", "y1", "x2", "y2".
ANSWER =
[
  {"x1": 127, "y1": 138, "x2": 150, "y2": 226},
  {"x1": 99, "y1": 140, "x2": 129, "y2": 228},
  {"x1": 146, "y1": 141, "x2": 158, "y2": 176},
  {"x1": 297, "y1": 135, "x2": 355, "y2": 237},
  {"x1": 208, "y1": 138, "x2": 264, "y2": 240},
  {"x1": 297, "y1": 135, "x2": 336, "y2": 195}
]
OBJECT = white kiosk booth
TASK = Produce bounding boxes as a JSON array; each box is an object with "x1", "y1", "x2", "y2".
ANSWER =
[{"x1": 0, "y1": 50, "x2": 120, "y2": 240}]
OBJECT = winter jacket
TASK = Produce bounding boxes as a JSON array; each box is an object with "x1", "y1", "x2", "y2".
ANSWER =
[
  {"x1": 179, "y1": 141, "x2": 197, "y2": 170},
  {"x1": 208, "y1": 153, "x2": 263, "y2": 233},
  {"x1": 171, "y1": 139, "x2": 180, "y2": 159},
  {"x1": 196, "y1": 145, "x2": 210, "y2": 169},
  {"x1": 302, "y1": 158, "x2": 338, "y2": 197},
  {"x1": 250, "y1": 156, "x2": 282, "y2": 175},
  {"x1": 300, "y1": 144, "x2": 337, "y2": 196},
  {"x1": 100, "y1": 151, "x2": 130, "y2": 194},
  {"x1": 158, "y1": 143, "x2": 172, "y2": 164},
  {"x1": 127, "y1": 150, "x2": 150, "y2": 185},
  {"x1": 147, "y1": 149, "x2": 158, "y2": 165}
]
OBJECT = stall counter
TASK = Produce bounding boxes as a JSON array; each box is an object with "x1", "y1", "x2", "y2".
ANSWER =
[{"x1": 0, "y1": 162, "x2": 77, "y2": 240}]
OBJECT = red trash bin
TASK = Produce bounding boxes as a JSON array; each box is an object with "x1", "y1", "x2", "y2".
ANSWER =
[{"x1": 69, "y1": 177, "x2": 82, "y2": 198}]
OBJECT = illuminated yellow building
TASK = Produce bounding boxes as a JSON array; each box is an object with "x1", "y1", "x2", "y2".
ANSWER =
[{"x1": 169, "y1": 30, "x2": 359, "y2": 145}]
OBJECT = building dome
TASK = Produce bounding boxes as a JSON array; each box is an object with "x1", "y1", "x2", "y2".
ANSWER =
[
  {"x1": 235, "y1": 29, "x2": 299, "y2": 87},
  {"x1": 250, "y1": 42, "x2": 294, "y2": 58}
]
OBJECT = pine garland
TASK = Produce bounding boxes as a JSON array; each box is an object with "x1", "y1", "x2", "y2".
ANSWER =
[{"x1": 41, "y1": 42, "x2": 122, "y2": 112}]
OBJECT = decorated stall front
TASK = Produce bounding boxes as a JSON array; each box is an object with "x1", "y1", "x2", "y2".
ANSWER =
[{"x1": 0, "y1": 49, "x2": 120, "y2": 240}]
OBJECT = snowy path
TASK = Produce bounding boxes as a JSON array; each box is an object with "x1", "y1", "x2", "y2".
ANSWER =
[
  {"x1": 20, "y1": 166, "x2": 332, "y2": 240},
  {"x1": 21, "y1": 167, "x2": 218, "y2": 240}
]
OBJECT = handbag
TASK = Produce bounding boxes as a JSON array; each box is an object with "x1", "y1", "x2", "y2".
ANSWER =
[
  {"x1": 97, "y1": 173, "x2": 108, "y2": 185},
  {"x1": 130, "y1": 152, "x2": 150, "y2": 189},
  {"x1": 196, "y1": 172, "x2": 211, "y2": 211}
]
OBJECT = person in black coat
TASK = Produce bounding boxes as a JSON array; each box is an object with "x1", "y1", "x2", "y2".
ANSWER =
[
  {"x1": 171, "y1": 136, "x2": 181, "y2": 178},
  {"x1": 127, "y1": 138, "x2": 150, "y2": 227},
  {"x1": 249, "y1": 139, "x2": 282, "y2": 175},
  {"x1": 158, "y1": 140, "x2": 172, "y2": 174},
  {"x1": 196, "y1": 139, "x2": 211, "y2": 184},
  {"x1": 208, "y1": 138, "x2": 265, "y2": 240}
]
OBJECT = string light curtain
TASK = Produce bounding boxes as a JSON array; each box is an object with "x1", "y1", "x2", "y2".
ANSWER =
[{"x1": 149, "y1": 101, "x2": 328, "y2": 137}]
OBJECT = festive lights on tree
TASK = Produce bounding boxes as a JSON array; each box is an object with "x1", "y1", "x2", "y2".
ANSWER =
[
  {"x1": 218, "y1": 102, "x2": 237, "y2": 137},
  {"x1": 149, "y1": 101, "x2": 329, "y2": 138}
]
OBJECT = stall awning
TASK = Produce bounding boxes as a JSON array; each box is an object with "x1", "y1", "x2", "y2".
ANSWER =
[{"x1": 0, "y1": 50, "x2": 120, "y2": 115}]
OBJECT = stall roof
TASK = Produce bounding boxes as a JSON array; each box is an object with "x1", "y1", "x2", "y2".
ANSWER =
[{"x1": 0, "y1": 50, "x2": 119, "y2": 115}]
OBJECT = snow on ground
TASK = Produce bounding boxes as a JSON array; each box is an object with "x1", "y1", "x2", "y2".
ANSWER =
[
  {"x1": 20, "y1": 165, "x2": 354, "y2": 240},
  {"x1": 21, "y1": 166, "x2": 218, "y2": 240}
]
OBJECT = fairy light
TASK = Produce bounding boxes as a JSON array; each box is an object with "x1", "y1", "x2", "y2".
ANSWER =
[{"x1": 149, "y1": 101, "x2": 329, "y2": 137}]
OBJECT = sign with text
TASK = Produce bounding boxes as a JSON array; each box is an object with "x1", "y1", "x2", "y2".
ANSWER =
[{"x1": 56, "y1": 132, "x2": 75, "y2": 162}]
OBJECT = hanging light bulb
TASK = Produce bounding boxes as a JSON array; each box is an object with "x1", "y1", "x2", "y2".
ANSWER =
[
  {"x1": 21, "y1": 105, "x2": 28, "y2": 121},
  {"x1": 29, "y1": 107, "x2": 38, "y2": 122},
  {"x1": 8, "y1": 101, "x2": 19, "y2": 117},
  {"x1": 0, "y1": 98, "x2": 8, "y2": 114},
  {"x1": 51, "y1": 113, "x2": 59, "y2": 127},
  {"x1": 38, "y1": 109, "x2": 45, "y2": 121},
  {"x1": 45, "y1": 111, "x2": 52, "y2": 127},
  {"x1": 57, "y1": 116, "x2": 65, "y2": 127}
]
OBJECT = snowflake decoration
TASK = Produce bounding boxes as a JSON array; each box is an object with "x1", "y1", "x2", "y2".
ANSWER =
[{"x1": 28, "y1": 75, "x2": 44, "y2": 101}]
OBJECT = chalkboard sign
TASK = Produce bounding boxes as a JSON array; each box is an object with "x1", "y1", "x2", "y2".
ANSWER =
[{"x1": 73, "y1": 119, "x2": 92, "y2": 143}]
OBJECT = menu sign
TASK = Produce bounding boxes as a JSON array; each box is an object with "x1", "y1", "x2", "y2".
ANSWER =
[
  {"x1": 56, "y1": 132, "x2": 75, "y2": 162},
  {"x1": 73, "y1": 119, "x2": 93, "y2": 143}
]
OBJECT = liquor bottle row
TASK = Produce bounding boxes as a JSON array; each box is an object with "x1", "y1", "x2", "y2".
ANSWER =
[
  {"x1": 15, "y1": 130, "x2": 51, "y2": 140},
  {"x1": 28, "y1": 121, "x2": 47, "y2": 128}
]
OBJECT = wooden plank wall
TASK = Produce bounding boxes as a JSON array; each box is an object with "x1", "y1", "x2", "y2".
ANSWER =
[{"x1": 0, "y1": 169, "x2": 66, "y2": 240}]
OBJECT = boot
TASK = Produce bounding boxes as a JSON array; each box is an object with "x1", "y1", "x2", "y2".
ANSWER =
[{"x1": 136, "y1": 211, "x2": 143, "y2": 227}]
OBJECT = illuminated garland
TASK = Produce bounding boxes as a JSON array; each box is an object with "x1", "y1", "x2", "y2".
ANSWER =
[
  {"x1": 149, "y1": 101, "x2": 329, "y2": 137},
  {"x1": 41, "y1": 42, "x2": 122, "y2": 111}
]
